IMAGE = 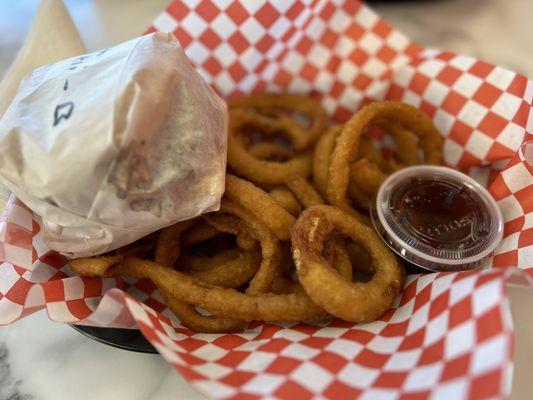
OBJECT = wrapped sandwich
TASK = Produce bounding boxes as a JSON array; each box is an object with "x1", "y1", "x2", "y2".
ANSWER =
[{"x1": 0, "y1": 32, "x2": 228, "y2": 258}]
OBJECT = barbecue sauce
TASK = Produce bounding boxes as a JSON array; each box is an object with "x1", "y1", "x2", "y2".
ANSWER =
[
  {"x1": 389, "y1": 178, "x2": 491, "y2": 251},
  {"x1": 371, "y1": 166, "x2": 503, "y2": 271}
]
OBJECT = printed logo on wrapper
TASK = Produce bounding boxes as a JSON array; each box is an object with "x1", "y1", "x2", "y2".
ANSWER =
[{"x1": 1, "y1": 1, "x2": 532, "y2": 399}]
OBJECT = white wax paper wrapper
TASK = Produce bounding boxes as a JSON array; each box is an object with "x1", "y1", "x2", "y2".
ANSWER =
[{"x1": 0, "y1": 32, "x2": 228, "y2": 258}]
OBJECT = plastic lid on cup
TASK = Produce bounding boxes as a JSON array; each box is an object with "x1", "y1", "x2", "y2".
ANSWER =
[{"x1": 370, "y1": 165, "x2": 504, "y2": 272}]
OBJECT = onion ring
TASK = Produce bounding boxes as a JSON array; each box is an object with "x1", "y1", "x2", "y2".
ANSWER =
[
  {"x1": 204, "y1": 203, "x2": 280, "y2": 295},
  {"x1": 273, "y1": 237, "x2": 351, "y2": 294},
  {"x1": 327, "y1": 102, "x2": 443, "y2": 215},
  {"x1": 156, "y1": 220, "x2": 247, "y2": 332},
  {"x1": 347, "y1": 182, "x2": 373, "y2": 210},
  {"x1": 70, "y1": 254, "x2": 249, "y2": 333},
  {"x1": 312, "y1": 125, "x2": 369, "y2": 222},
  {"x1": 225, "y1": 174, "x2": 295, "y2": 241},
  {"x1": 357, "y1": 137, "x2": 388, "y2": 171},
  {"x1": 381, "y1": 118, "x2": 441, "y2": 165},
  {"x1": 154, "y1": 220, "x2": 195, "y2": 268},
  {"x1": 189, "y1": 247, "x2": 261, "y2": 288},
  {"x1": 348, "y1": 122, "x2": 426, "y2": 209},
  {"x1": 313, "y1": 125, "x2": 342, "y2": 198},
  {"x1": 376, "y1": 119, "x2": 420, "y2": 166},
  {"x1": 229, "y1": 93, "x2": 328, "y2": 150},
  {"x1": 271, "y1": 275, "x2": 305, "y2": 295},
  {"x1": 227, "y1": 109, "x2": 312, "y2": 185},
  {"x1": 179, "y1": 217, "x2": 255, "y2": 271},
  {"x1": 181, "y1": 220, "x2": 220, "y2": 245},
  {"x1": 179, "y1": 247, "x2": 241, "y2": 271},
  {"x1": 284, "y1": 174, "x2": 324, "y2": 208},
  {"x1": 269, "y1": 188, "x2": 302, "y2": 216},
  {"x1": 273, "y1": 236, "x2": 353, "y2": 284},
  {"x1": 291, "y1": 205, "x2": 405, "y2": 322},
  {"x1": 72, "y1": 257, "x2": 326, "y2": 322},
  {"x1": 248, "y1": 142, "x2": 293, "y2": 161},
  {"x1": 349, "y1": 158, "x2": 388, "y2": 197},
  {"x1": 71, "y1": 255, "x2": 122, "y2": 275},
  {"x1": 158, "y1": 292, "x2": 247, "y2": 333}
]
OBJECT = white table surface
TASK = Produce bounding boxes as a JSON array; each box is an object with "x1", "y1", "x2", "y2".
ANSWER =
[{"x1": 0, "y1": 1, "x2": 532, "y2": 399}]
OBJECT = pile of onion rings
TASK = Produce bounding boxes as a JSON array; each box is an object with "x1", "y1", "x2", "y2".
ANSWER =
[{"x1": 71, "y1": 95, "x2": 443, "y2": 332}]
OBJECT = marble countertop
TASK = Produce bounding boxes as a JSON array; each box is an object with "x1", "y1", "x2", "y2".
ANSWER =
[{"x1": 0, "y1": 1, "x2": 532, "y2": 399}]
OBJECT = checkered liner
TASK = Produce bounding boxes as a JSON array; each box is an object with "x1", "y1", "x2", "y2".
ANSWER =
[{"x1": 1, "y1": 0, "x2": 532, "y2": 399}]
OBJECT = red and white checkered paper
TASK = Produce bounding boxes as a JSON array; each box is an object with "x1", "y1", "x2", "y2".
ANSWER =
[{"x1": 1, "y1": 0, "x2": 532, "y2": 399}]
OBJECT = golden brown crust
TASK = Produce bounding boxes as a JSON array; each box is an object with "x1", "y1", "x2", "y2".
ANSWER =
[
  {"x1": 73, "y1": 257, "x2": 325, "y2": 322},
  {"x1": 225, "y1": 174, "x2": 296, "y2": 241},
  {"x1": 291, "y1": 205, "x2": 405, "y2": 323},
  {"x1": 284, "y1": 174, "x2": 325, "y2": 209},
  {"x1": 328, "y1": 102, "x2": 443, "y2": 216},
  {"x1": 269, "y1": 188, "x2": 302, "y2": 216},
  {"x1": 154, "y1": 220, "x2": 195, "y2": 268},
  {"x1": 229, "y1": 93, "x2": 328, "y2": 150},
  {"x1": 189, "y1": 247, "x2": 261, "y2": 288},
  {"x1": 205, "y1": 201, "x2": 281, "y2": 295},
  {"x1": 227, "y1": 109, "x2": 313, "y2": 185},
  {"x1": 312, "y1": 124, "x2": 342, "y2": 198}
]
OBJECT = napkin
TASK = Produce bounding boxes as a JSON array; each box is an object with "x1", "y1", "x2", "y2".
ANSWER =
[{"x1": 0, "y1": 1, "x2": 532, "y2": 400}]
